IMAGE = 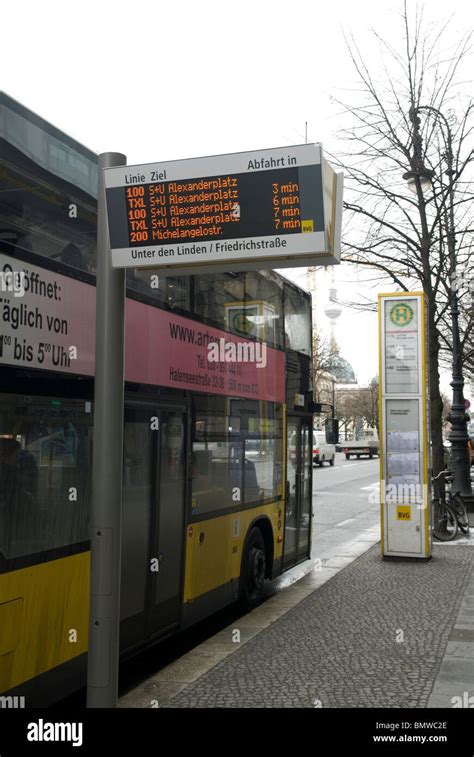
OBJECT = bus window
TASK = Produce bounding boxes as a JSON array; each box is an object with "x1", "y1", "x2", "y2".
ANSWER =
[
  {"x1": 193, "y1": 273, "x2": 246, "y2": 333},
  {"x1": 0, "y1": 393, "x2": 92, "y2": 561},
  {"x1": 284, "y1": 283, "x2": 311, "y2": 355},
  {"x1": 126, "y1": 270, "x2": 191, "y2": 311},
  {"x1": 191, "y1": 439, "x2": 243, "y2": 516},
  {"x1": 191, "y1": 397, "x2": 283, "y2": 515},
  {"x1": 243, "y1": 270, "x2": 284, "y2": 349},
  {"x1": 244, "y1": 435, "x2": 282, "y2": 505},
  {"x1": 0, "y1": 150, "x2": 96, "y2": 274}
]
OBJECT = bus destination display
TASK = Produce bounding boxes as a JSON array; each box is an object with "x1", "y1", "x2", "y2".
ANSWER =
[{"x1": 104, "y1": 144, "x2": 343, "y2": 273}]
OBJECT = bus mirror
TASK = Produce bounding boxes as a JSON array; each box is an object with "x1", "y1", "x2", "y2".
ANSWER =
[{"x1": 325, "y1": 418, "x2": 339, "y2": 445}]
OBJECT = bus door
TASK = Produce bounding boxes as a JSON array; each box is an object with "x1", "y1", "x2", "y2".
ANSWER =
[
  {"x1": 283, "y1": 416, "x2": 312, "y2": 568},
  {"x1": 121, "y1": 405, "x2": 187, "y2": 650}
]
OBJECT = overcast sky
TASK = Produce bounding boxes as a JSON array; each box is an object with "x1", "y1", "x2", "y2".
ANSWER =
[{"x1": 1, "y1": 0, "x2": 471, "y2": 394}]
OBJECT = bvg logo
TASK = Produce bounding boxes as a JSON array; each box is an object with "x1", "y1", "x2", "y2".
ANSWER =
[
  {"x1": 390, "y1": 302, "x2": 414, "y2": 326},
  {"x1": 396, "y1": 506, "x2": 412, "y2": 521}
]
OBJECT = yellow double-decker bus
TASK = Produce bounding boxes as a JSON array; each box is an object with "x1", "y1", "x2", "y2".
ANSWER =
[{"x1": 0, "y1": 93, "x2": 314, "y2": 705}]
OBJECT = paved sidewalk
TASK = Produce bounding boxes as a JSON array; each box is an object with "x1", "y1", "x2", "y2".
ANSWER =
[
  {"x1": 120, "y1": 538, "x2": 474, "y2": 709},
  {"x1": 119, "y1": 523, "x2": 380, "y2": 708},
  {"x1": 427, "y1": 536, "x2": 474, "y2": 707}
]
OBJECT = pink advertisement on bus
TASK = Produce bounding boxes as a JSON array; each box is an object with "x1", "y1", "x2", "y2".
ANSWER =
[
  {"x1": 125, "y1": 299, "x2": 285, "y2": 403},
  {"x1": 0, "y1": 255, "x2": 285, "y2": 403}
]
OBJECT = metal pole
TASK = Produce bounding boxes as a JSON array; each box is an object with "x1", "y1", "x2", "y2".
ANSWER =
[
  {"x1": 87, "y1": 151, "x2": 127, "y2": 708},
  {"x1": 443, "y1": 132, "x2": 473, "y2": 504},
  {"x1": 407, "y1": 105, "x2": 473, "y2": 510}
]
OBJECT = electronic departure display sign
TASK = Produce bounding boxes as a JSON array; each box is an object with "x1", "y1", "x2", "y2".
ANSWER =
[{"x1": 104, "y1": 144, "x2": 343, "y2": 275}]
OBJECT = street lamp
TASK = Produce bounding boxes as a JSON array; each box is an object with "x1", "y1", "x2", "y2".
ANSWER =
[
  {"x1": 404, "y1": 104, "x2": 473, "y2": 506},
  {"x1": 403, "y1": 170, "x2": 434, "y2": 195}
]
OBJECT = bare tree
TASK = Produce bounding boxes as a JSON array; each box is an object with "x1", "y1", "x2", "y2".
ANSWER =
[
  {"x1": 331, "y1": 1, "x2": 473, "y2": 492},
  {"x1": 312, "y1": 328, "x2": 335, "y2": 404},
  {"x1": 336, "y1": 382, "x2": 380, "y2": 434},
  {"x1": 335, "y1": 389, "x2": 359, "y2": 438},
  {"x1": 441, "y1": 391, "x2": 452, "y2": 432},
  {"x1": 358, "y1": 377, "x2": 379, "y2": 431}
]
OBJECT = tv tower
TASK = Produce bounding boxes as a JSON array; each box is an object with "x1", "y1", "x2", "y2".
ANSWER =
[{"x1": 324, "y1": 271, "x2": 342, "y2": 353}]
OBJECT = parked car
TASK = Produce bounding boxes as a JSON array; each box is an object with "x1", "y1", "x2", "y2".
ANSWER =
[{"x1": 313, "y1": 430, "x2": 336, "y2": 467}]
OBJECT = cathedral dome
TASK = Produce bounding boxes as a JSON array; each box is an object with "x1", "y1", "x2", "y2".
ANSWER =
[{"x1": 326, "y1": 353, "x2": 357, "y2": 384}]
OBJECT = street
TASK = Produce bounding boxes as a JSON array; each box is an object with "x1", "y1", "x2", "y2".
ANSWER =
[
  {"x1": 270, "y1": 452, "x2": 380, "y2": 592},
  {"x1": 312, "y1": 454, "x2": 380, "y2": 560}
]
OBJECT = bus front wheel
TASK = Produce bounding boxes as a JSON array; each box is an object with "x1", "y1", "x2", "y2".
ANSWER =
[{"x1": 241, "y1": 528, "x2": 266, "y2": 610}]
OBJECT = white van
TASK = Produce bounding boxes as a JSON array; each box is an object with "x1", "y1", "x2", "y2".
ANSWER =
[{"x1": 313, "y1": 430, "x2": 336, "y2": 467}]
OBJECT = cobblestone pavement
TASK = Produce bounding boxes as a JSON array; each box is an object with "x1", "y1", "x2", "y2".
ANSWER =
[{"x1": 166, "y1": 545, "x2": 473, "y2": 708}]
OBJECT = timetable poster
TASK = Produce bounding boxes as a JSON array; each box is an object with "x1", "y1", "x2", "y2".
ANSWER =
[
  {"x1": 384, "y1": 298, "x2": 419, "y2": 394},
  {"x1": 385, "y1": 400, "x2": 421, "y2": 490}
]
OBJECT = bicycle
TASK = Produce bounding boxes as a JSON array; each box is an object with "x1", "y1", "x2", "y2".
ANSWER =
[
  {"x1": 432, "y1": 469, "x2": 470, "y2": 541},
  {"x1": 445, "y1": 471, "x2": 470, "y2": 535}
]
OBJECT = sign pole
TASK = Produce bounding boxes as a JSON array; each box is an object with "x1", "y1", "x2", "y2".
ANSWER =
[{"x1": 87, "y1": 151, "x2": 127, "y2": 708}]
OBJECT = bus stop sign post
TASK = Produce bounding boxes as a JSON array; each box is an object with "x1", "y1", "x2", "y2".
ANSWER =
[
  {"x1": 378, "y1": 292, "x2": 432, "y2": 560},
  {"x1": 87, "y1": 152, "x2": 127, "y2": 708},
  {"x1": 88, "y1": 144, "x2": 342, "y2": 707}
]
